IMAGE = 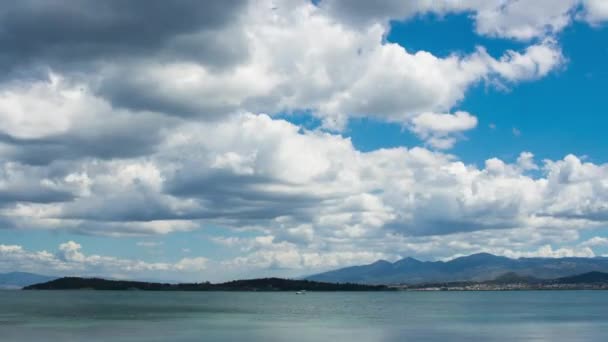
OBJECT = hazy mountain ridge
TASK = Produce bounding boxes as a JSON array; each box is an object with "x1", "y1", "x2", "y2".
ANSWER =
[
  {"x1": 0, "y1": 272, "x2": 57, "y2": 289},
  {"x1": 306, "y1": 253, "x2": 608, "y2": 284}
]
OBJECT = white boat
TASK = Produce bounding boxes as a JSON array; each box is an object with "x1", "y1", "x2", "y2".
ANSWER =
[{"x1": 295, "y1": 290, "x2": 306, "y2": 295}]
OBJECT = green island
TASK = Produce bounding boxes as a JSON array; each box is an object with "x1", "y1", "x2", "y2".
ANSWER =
[{"x1": 23, "y1": 277, "x2": 389, "y2": 291}]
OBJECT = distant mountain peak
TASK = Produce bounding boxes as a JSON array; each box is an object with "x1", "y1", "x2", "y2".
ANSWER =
[
  {"x1": 393, "y1": 257, "x2": 423, "y2": 265},
  {"x1": 448, "y1": 253, "x2": 512, "y2": 265},
  {"x1": 400, "y1": 257, "x2": 421, "y2": 262},
  {"x1": 459, "y1": 252, "x2": 505, "y2": 259},
  {"x1": 371, "y1": 259, "x2": 392, "y2": 266}
]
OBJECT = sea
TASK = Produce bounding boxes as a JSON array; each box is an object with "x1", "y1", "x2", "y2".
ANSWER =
[{"x1": 1, "y1": 290, "x2": 607, "y2": 341}]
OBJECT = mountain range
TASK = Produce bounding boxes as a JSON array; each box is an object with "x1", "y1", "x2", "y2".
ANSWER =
[
  {"x1": 0, "y1": 272, "x2": 57, "y2": 289},
  {"x1": 8, "y1": 253, "x2": 608, "y2": 288},
  {"x1": 306, "y1": 253, "x2": 608, "y2": 284}
]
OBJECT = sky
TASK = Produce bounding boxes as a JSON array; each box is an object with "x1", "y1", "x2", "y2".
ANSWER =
[{"x1": 1, "y1": 0, "x2": 608, "y2": 282}]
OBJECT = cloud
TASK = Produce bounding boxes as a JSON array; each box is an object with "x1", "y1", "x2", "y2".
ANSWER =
[
  {"x1": 136, "y1": 241, "x2": 164, "y2": 248},
  {"x1": 517, "y1": 152, "x2": 539, "y2": 171},
  {"x1": 216, "y1": 224, "x2": 605, "y2": 275},
  {"x1": 470, "y1": 0, "x2": 578, "y2": 40},
  {"x1": 540, "y1": 155, "x2": 608, "y2": 222},
  {"x1": 0, "y1": 74, "x2": 176, "y2": 165},
  {"x1": 580, "y1": 236, "x2": 608, "y2": 247},
  {"x1": 500, "y1": 244, "x2": 596, "y2": 259},
  {"x1": 224, "y1": 239, "x2": 389, "y2": 271},
  {"x1": 581, "y1": 0, "x2": 608, "y2": 24},
  {"x1": 0, "y1": 0, "x2": 605, "y2": 277},
  {"x1": 3, "y1": 233, "x2": 603, "y2": 280},
  {"x1": 318, "y1": 0, "x2": 608, "y2": 40},
  {"x1": 0, "y1": 241, "x2": 207, "y2": 279},
  {"x1": 57, "y1": 241, "x2": 85, "y2": 262},
  {"x1": 0, "y1": 0, "x2": 565, "y2": 182},
  {"x1": 0, "y1": 1, "x2": 560, "y2": 130},
  {"x1": 318, "y1": 0, "x2": 581, "y2": 40},
  {"x1": 409, "y1": 111, "x2": 478, "y2": 149},
  {"x1": 1, "y1": 113, "x2": 606, "y2": 243},
  {"x1": 0, "y1": 0, "x2": 248, "y2": 76},
  {"x1": 0, "y1": 109, "x2": 607, "y2": 281},
  {"x1": 483, "y1": 38, "x2": 565, "y2": 82},
  {"x1": 106, "y1": 7, "x2": 562, "y2": 128},
  {"x1": 512, "y1": 127, "x2": 522, "y2": 137},
  {"x1": 0, "y1": 180, "x2": 73, "y2": 206}
]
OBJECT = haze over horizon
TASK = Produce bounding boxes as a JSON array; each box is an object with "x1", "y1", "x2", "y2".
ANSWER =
[{"x1": 1, "y1": 0, "x2": 608, "y2": 282}]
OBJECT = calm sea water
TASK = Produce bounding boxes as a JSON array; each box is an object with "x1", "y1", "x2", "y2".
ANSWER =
[{"x1": 1, "y1": 290, "x2": 607, "y2": 341}]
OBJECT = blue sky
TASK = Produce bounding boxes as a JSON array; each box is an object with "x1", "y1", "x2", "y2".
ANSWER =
[
  {"x1": 357, "y1": 14, "x2": 608, "y2": 165},
  {"x1": 1, "y1": 0, "x2": 608, "y2": 282}
]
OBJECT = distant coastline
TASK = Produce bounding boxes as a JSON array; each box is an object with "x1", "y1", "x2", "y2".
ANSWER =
[
  {"x1": 22, "y1": 271, "x2": 608, "y2": 292},
  {"x1": 393, "y1": 271, "x2": 608, "y2": 291}
]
